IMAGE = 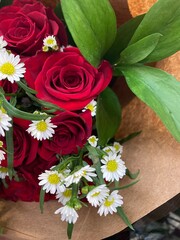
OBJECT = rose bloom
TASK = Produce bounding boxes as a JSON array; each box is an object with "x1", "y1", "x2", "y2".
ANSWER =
[
  {"x1": 25, "y1": 47, "x2": 112, "y2": 111},
  {"x1": 0, "y1": 81, "x2": 18, "y2": 96},
  {"x1": 38, "y1": 111, "x2": 92, "y2": 160},
  {"x1": 0, "y1": 118, "x2": 38, "y2": 167},
  {"x1": 0, "y1": 0, "x2": 67, "y2": 57}
]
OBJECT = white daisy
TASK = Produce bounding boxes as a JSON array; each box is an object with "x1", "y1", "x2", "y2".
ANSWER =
[
  {"x1": 113, "y1": 142, "x2": 123, "y2": 154},
  {"x1": 103, "y1": 146, "x2": 116, "y2": 156},
  {"x1": 101, "y1": 153, "x2": 126, "y2": 182},
  {"x1": 38, "y1": 170, "x2": 65, "y2": 194},
  {"x1": 0, "y1": 141, "x2": 5, "y2": 164},
  {"x1": 0, "y1": 51, "x2": 26, "y2": 83},
  {"x1": 98, "y1": 190, "x2": 123, "y2": 216},
  {"x1": 0, "y1": 166, "x2": 9, "y2": 179},
  {"x1": 82, "y1": 99, "x2": 97, "y2": 117},
  {"x1": 27, "y1": 117, "x2": 57, "y2": 141},
  {"x1": 0, "y1": 36, "x2": 7, "y2": 50},
  {"x1": 56, "y1": 188, "x2": 72, "y2": 205},
  {"x1": 0, "y1": 108, "x2": 12, "y2": 137},
  {"x1": 55, "y1": 205, "x2": 79, "y2": 224},
  {"x1": 43, "y1": 35, "x2": 58, "y2": 51},
  {"x1": 86, "y1": 184, "x2": 110, "y2": 207},
  {"x1": 0, "y1": 150, "x2": 6, "y2": 164},
  {"x1": 65, "y1": 165, "x2": 97, "y2": 187},
  {"x1": 87, "y1": 135, "x2": 98, "y2": 147}
]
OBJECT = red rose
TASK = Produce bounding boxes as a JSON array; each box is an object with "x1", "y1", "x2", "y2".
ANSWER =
[
  {"x1": 0, "y1": 178, "x2": 40, "y2": 202},
  {"x1": 0, "y1": 81, "x2": 18, "y2": 95},
  {"x1": 0, "y1": 1, "x2": 67, "y2": 57},
  {"x1": 24, "y1": 47, "x2": 112, "y2": 111},
  {"x1": 13, "y1": 0, "x2": 37, "y2": 6},
  {"x1": 1, "y1": 119, "x2": 38, "y2": 167},
  {"x1": 38, "y1": 111, "x2": 92, "y2": 160},
  {"x1": 0, "y1": 156, "x2": 56, "y2": 202}
]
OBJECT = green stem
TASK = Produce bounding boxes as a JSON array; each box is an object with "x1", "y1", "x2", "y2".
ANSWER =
[
  {"x1": 95, "y1": 161, "x2": 105, "y2": 185},
  {"x1": 17, "y1": 81, "x2": 37, "y2": 94},
  {"x1": 0, "y1": 94, "x2": 49, "y2": 121},
  {"x1": 26, "y1": 92, "x2": 64, "y2": 112},
  {"x1": 5, "y1": 123, "x2": 14, "y2": 180},
  {"x1": 111, "y1": 179, "x2": 139, "y2": 191},
  {"x1": 72, "y1": 183, "x2": 78, "y2": 198}
]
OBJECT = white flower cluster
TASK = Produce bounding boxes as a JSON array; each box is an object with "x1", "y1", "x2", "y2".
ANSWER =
[
  {"x1": 38, "y1": 137, "x2": 126, "y2": 225},
  {"x1": 42, "y1": 35, "x2": 58, "y2": 52},
  {"x1": 82, "y1": 99, "x2": 97, "y2": 117},
  {"x1": 0, "y1": 36, "x2": 26, "y2": 83}
]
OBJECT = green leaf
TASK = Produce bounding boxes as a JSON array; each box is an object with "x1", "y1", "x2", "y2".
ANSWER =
[
  {"x1": 26, "y1": 92, "x2": 63, "y2": 112},
  {"x1": 39, "y1": 188, "x2": 46, "y2": 214},
  {"x1": 67, "y1": 223, "x2": 74, "y2": 240},
  {"x1": 0, "y1": 93, "x2": 49, "y2": 121},
  {"x1": 129, "y1": 0, "x2": 180, "y2": 62},
  {"x1": 117, "y1": 207, "x2": 134, "y2": 230},
  {"x1": 126, "y1": 169, "x2": 140, "y2": 179},
  {"x1": 120, "y1": 65, "x2": 180, "y2": 142},
  {"x1": 105, "y1": 14, "x2": 144, "y2": 63},
  {"x1": 111, "y1": 179, "x2": 139, "y2": 190},
  {"x1": 118, "y1": 33, "x2": 162, "y2": 64},
  {"x1": 118, "y1": 131, "x2": 142, "y2": 144},
  {"x1": 144, "y1": 16, "x2": 180, "y2": 62},
  {"x1": 0, "y1": 0, "x2": 13, "y2": 7},
  {"x1": 94, "y1": 160, "x2": 105, "y2": 185},
  {"x1": 17, "y1": 81, "x2": 37, "y2": 94},
  {"x1": 54, "y1": 2, "x2": 64, "y2": 21},
  {"x1": 61, "y1": 0, "x2": 117, "y2": 67},
  {"x1": 96, "y1": 87, "x2": 121, "y2": 146}
]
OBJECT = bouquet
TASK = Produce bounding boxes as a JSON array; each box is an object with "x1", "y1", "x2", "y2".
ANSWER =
[{"x1": 0, "y1": 0, "x2": 180, "y2": 239}]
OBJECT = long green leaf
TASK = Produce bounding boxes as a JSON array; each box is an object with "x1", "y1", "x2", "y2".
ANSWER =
[
  {"x1": 119, "y1": 65, "x2": 180, "y2": 142},
  {"x1": 118, "y1": 33, "x2": 162, "y2": 64},
  {"x1": 61, "y1": 0, "x2": 116, "y2": 67},
  {"x1": 111, "y1": 179, "x2": 139, "y2": 191},
  {"x1": 67, "y1": 223, "x2": 74, "y2": 240},
  {"x1": 0, "y1": 93, "x2": 48, "y2": 121},
  {"x1": 96, "y1": 87, "x2": 121, "y2": 146},
  {"x1": 126, "y1": 169, "x2": 140, "y2": 180},
  {"x1": 117, "y1": 207, "x2": 134, "y2": 230},
  {"x1": 144, "y1": 17, "x2": 180, "y2": 62},
  {"x1": 129, "y1": 0, "x2": 180, "y2": 62},
  {"x1": 105, "y1": 14, "x2": 144, "y2": 63}
]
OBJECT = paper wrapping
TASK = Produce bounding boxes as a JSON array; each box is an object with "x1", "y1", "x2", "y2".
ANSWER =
[
  {"x1": 0, "y1": 1, "x2": 180, "y2": 239},
  {"x1": 127, "y1": 0, "x2": 157, "y2": 17}
]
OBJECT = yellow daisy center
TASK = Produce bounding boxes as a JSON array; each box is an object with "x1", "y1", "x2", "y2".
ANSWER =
[
  {"x1": 36, "y1": 120, "x2": 47, "y2": 132},
  {"x1": 104, "y1": 148, "x2": 111, "y2": 153},
  {"x1": 104, "y1": 197, "x2": 114, "y2": 207},
  {"x1": 0, "y1": 141, "x2": 3, "y2": 148},
  {"x1": 46, "y1": 39, "x2": 55, "y2": 45},
  {"x1": 89, "y1": 137, "x2": 96, "y2": 144},
  {"x1": 106, "y1": 160, "x2": 118, "y2": 172},
  {"x1": 0, "y1": 167, "x2": 8, "y2": 173},
  {"x1": 87, "y1": 103, "x2": 94, "y2": 112},
  {"x1": 0, "y1": 62, "x2": 15, "y2": 75},
  {"x1": 114, "y1": 144, "x2": 120, "y2": 152},
  {"x1": 0, "y1": 107, "x2": 7, "y2": 114},
  {"x1": 48, "y1": 173, "x2": 60, "y2": 184},
  {"x1": 63, "y1": 189, "x2": 72, "y2": 198},
  {"x1": 91, "y1": 191, "x2": 100, "y2": 197}
]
